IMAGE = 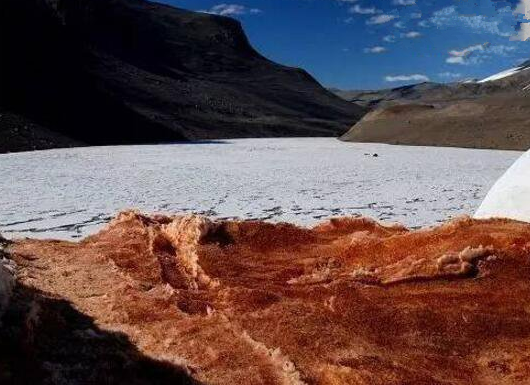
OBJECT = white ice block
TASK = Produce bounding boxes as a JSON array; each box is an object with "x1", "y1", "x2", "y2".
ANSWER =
[{"x1": 475, "y1": 150, "x2": 530, "y2": 222}]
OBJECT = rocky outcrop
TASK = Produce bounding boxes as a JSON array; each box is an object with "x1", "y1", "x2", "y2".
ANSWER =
[
  {"x1": 0, "y1": 235, "x2": 15, "y2": 323},
  {"x1": 6, "y1": 211, "x2": 530, "y2": 383},
  {"x1": 0, "y1": 0, "x2": 364, "y2": 153},
  {"x1": 0, "y1": 109, "x2": 83, "y2": 153}
]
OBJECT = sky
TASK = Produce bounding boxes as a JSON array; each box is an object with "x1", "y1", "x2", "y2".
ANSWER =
[{"x1": 163, "y1": 0, "x2": 530, "y2": 90}]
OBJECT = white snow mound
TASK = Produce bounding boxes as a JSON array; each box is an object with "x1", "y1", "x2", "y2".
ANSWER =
[
  {"x1": 478, "y1": 66, "x2": 527, "y2": 83},
  {"x1": 475, "y1": 150, "x2": 530, "y2": 222}
]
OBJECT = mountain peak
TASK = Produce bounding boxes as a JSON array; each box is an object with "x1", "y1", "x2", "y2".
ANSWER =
[{"x1": 0, "y1": 0, "x2": 364, "y2": 153}]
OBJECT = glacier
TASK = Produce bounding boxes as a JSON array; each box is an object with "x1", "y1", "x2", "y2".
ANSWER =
[{"x1": 0, "y1": 138, "x2": 521, "y2": 240}]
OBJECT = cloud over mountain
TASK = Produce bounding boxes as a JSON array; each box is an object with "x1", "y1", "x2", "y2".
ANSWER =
[
  {"x1": 385, "y1": 74, "x2": 429, "y2": 82},
  {"x1": 201, "y1": 3, "x2": 261, "y2": 16},
  {"x1": 445, "y1": 43, "x2": 517, "y2": 65}
]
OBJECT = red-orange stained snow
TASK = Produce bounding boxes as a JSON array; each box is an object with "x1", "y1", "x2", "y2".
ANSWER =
[{"x1": 10, "y1": 211, "x2": 530, "y2": 384}]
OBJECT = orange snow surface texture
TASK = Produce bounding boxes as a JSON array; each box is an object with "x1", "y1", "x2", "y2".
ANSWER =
[{"x1": 11, "y1": 211, "x2": 530, "y2": 384}]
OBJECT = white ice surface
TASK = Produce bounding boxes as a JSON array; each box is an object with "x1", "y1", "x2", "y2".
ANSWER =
[
  {"x1": 0, "y1": 138, "x2": 520, "y2": 240},
  {"x1": 475, "y1": 150, "x2": 530, "y2": 222}
]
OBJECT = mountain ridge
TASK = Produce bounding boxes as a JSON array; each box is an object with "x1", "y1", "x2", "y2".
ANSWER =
[
  {"x1": 338, "y1": 62, "x2": 530, "y2": 150},
  {"x1": 0, "y1": 0, "x2": 364, "y2": 153}
]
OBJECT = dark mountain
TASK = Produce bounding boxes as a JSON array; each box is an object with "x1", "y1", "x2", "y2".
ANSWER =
[
  {"x1": 0, "y1": 0, "x2": 364, "y2": 153},
  {"x1": 338, "y1": 64, "x2": 530, "y2": 150},
  {"x1": 0, "y1": 109, "x2": 84, "y2": 153}
]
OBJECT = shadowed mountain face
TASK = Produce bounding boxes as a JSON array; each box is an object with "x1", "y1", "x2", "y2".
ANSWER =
[
  {"x1": 0, "y1": 0, "x2": 364, "y2": 153},
  {"x1": 338, "y1": 64, "x2": 530, "y2": 150}
]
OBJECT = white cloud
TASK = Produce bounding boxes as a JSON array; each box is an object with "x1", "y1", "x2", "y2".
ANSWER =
[
  {"x1": 367, "y1": 14, "x2": 398, "y2": 25},
  {"x1": 438, "y1": 72, "x2": 463, "y2": 79},
  {"x1": 383, "y1": 35, "x2": 397, "y2": 43},
  {"x1": 201, "y1": 4, "x2": 261, "y2": 16},
  {"x1": 364, "y1": 46, "x2": 387, "y2": 53},
  {"x1": 411, "y1": 13, "x2": 422, "y2": 19},
  {"x1": 446, "y1": 43, "x2": 486, "y2": 65},
  {"x1": 430, "y1": 6, "x2": 511, "y2": 37},
  {"x1": 393, "y1": 0, "x2": 416, "y2": 5},
  {"x1": 449, "y1": 44, "x2": 486, "y2": 57},
  {"x1": 511, "y1": 1, "x2": 530, "y2": 40},
  {"x1": 394, "y1": 21, "x2": 406, "y2": 28},
  {"x1": 349, "y1": 5, "x2": 380, "y2": 14},
  {"x1": 446, "y1": 56, "x2": 466, "y2": 64},
  {"x1": 514, "y1": 0, "x2": 530, "y2": 20},
  {"x1": 446, "y1": 56, "x2": 467, "y2": 64},
  {"x1": 488, "y1": 44, "x2": 517, "y2": 55},
  {"x1": 401, "y1": 31, "x2": 422, "y2": 38},
  {"x1": 385, "y1": 74, "x2": 430, "y2": 82},
  {"x1": 418, "y1": 20, "x2": 429, "y2": 28},
  {"x1": 499, "y1": 6, "x2": 513, "y2": 14},
  {"x1": 445, "y1": 43, "x2": 517, "y2": 65},
  {"x1": 511, "y1": 22, "x2": 530, "y2": 41}
]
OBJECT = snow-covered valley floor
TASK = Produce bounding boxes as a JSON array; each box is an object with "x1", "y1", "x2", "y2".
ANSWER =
[{"x1": 0, "y1": 138, "x2": 521, "y2": 240}]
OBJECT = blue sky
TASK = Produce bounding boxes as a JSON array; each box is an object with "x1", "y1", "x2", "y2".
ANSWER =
[{"x1": 164, "y1": 0, "x2": 530, "y2": 90}]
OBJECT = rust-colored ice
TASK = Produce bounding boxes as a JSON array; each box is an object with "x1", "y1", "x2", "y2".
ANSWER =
[{"x1": 5, "y1": 211, "x2": 530, "y2": 384}]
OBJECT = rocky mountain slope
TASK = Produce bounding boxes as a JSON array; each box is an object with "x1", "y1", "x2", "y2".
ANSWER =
[
  {"x1": 334, "y1": 60, "x2": 530, "y2": 109},
  {"x1": 332, "y1": 82, "x2": 462, "y2": 109},
  {"x1": 339, "y1": 63, "x2": 530, "y2": 150},
  {"x1": 0, "y1": 109, "x2": 84, "y2": 153},
  {"x1": 0, "y1": 0, "x2": 364, "y2": 153},
  {"x1": 4, "y1": 211, "x2": 530, "y2": 383}
]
